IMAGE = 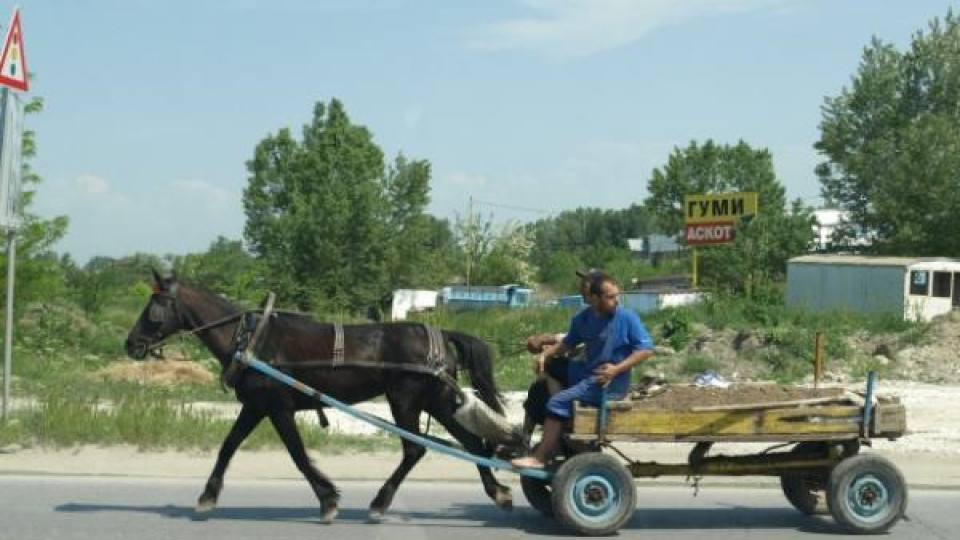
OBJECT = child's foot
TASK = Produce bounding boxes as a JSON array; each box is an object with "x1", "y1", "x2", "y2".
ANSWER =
[{"x1": 511, "y1": 456, "x2": 545, "y2": 469}]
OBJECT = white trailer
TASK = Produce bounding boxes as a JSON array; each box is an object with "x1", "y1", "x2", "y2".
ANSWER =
[{"x1": 786, "y1": 255, "x2": 960, "y2": 321}]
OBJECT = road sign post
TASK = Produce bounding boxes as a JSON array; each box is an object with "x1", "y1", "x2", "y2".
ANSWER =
[{"x1": 0, "y1": 7, "x2": 28, "y2": 423}]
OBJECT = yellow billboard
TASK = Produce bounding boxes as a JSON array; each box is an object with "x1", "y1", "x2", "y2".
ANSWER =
[
  {"x1": 683, "y1": 192, "x2": 759, "y2": 246},
  {"x1": 684, "y1": 192, "x2": 758, "y2": 224}
]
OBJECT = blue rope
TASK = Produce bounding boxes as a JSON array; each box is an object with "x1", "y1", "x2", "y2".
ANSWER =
[{"x1": 237, "y1": 352, "x2": 553, "y2": 481}]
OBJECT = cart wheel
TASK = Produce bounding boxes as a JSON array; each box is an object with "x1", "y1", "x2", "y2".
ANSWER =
[
  {"x1": 551, "y1": 453, "x2": 635, "y2": 536},
  {"x1": 826, "y1": 453, "x2": 907, "y2": 534},
  {"x1": 521, "y1": 475, "x2": 553, "y2": 517},
  {"x1": 780, "y1": 442, "x2": 829, "y2": 515}
]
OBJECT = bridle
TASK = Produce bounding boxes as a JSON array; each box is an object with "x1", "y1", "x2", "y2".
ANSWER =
[{"x1": 141, "y1": 283, "x2": 245, "y2": 356}]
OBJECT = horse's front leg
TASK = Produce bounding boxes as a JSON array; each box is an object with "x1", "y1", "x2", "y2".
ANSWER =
[
  {"x1": 197, "y1": 404, "x2": 265, "y2": 513},
  {"x1": 369, "y1": 435, "x2": 426, "y2": 521},
  {"x1": 268, "y1": 409, "x2": 340, "y2": 524}
]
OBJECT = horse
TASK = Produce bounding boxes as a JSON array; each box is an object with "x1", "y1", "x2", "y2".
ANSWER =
[{"x1": 124, "y1": 270, "x2": 513, "y2": 522}]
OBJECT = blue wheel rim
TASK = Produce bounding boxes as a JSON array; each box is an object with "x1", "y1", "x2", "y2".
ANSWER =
[
  {"x1": 844, "y1": 473, "x2": 893, "y2": 524},
  {"x1": 567, "y1": 472, "x2": 621, "y2": 523}
]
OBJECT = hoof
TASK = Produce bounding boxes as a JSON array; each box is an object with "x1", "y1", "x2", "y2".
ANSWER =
[
  {"x1": 195, "y1": 498, "x2": 217, "y2": 514},
  {"x1": 320, "y1": 501, "x2": 339, "y2": 524},
  {"x1": 494, "y1": 487, "x2": 514, "y2": 511},
  {"x1": 368, "y1": 508, "x2": 385, "y2": 522}
]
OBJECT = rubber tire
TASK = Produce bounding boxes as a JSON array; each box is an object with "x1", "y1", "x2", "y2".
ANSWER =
[
  {"x1": 780, "y1": 442, "x2": 830, "y2": 515},
  {"x1": 551, "y1": 452, "x2": 636, "y2": 536},
  {"x1": 521, "y1": 475, "x2": 554, "y2": 517},
  {"x1": 826, "y1": 453, "x2": 907, "y2": 534}
]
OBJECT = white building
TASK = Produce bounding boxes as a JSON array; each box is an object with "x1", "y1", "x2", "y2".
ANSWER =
[
  {"x1": 390, "y1": 289, "x2": 438, "y2": 321},
  {"x1": 787, "y1": 255, "x2": 960, "y2": 321},
  {"x1": 812, "y1": 209, "x2": 873, "y2": 252}
]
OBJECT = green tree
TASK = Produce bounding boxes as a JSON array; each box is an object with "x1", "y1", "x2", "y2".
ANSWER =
[
  {"x1": 416, "y1": 215, "x2": 461, "y2": 288},
  {"x1": 537, "y1": 251, "x2": 584, "y2": 293},
  {"x1": 243, "y1": 99, "x2": 445, "y2": 314},
  {"x1": 645, "y1": 140, "x2": 812, "y2": 296},
  {"x1": 383, "y1": 155, "x2": 435, "y2": 289},
  {"x1": 455, "y1": 214, "x2": 536, "y2": 286},
  {"x1": 530, "y1": 204, "x2": 654, "y2": 291},
  {"x1": 173, "y1": 236, "x2": 265, "y2": 304},
  {"x1": 646, "y1": 140, "x2": 786, "y2": 235},
  {"x1": 244, "y1": 99, "x2": 388, "y2": 313},
  {"x1": 816, "y1": 11, "x2": 960, "y2": 256},
  {"x1": 0, "y1": 97, "x2": 69, "y2": 312}
]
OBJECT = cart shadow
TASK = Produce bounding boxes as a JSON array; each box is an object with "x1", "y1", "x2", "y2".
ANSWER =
[
  {"x1": 54, "y1": 502, "x2": 563, "y2": 532},
  {"x1": 624, "y1": 507, "x2": 840, "y2": 535},
  {"x1": 54, "y1": 502, "x2": 846, "y2": 534}
]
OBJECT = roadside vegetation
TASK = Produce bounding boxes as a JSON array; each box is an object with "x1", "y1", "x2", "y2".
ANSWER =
[{"x1": 0, "y1": 280, "x2": 934, "y2": 450}]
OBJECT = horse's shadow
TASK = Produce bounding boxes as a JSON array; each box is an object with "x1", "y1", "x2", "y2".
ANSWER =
[
  {"x1": 54, "y1": 502, "x2": 564, "y2": 533},
  {"x1": 55, "y1": 502, "x2": 840, "y2": 535}
]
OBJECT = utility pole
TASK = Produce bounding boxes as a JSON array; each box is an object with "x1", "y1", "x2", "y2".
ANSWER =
[{"x1": 465, "y1": 195, "x2": 474, "y2": 287}]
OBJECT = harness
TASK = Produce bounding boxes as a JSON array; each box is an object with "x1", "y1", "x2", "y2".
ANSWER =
[
  {"x1": 146, "y1": 287, "x2": 461, "y2": 395},
  {"x1": 221, "y1": 294, "x2": 459, "y2": 394}
]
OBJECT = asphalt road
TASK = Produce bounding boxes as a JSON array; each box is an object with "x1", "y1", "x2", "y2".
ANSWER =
[{"x1": 0, "y1": 476, "x2": 957, "y2": 540}]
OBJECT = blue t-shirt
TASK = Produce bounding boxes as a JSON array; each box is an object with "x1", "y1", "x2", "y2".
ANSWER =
[{"x1": 561, "y1": 306, "x2": 654, "y2": 396}]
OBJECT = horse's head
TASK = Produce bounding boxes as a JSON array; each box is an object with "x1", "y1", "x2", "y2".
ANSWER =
[{"x1": 124, "y1": 269, "x2": 187, "y2": 360}]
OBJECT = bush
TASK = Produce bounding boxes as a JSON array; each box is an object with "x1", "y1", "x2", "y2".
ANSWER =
[
  {"x1": 659, "y1": 308, "x2": 693, "y2": 350},
  {"x1": 680, "y1": 354, "x2": 721, "y2": 375}
]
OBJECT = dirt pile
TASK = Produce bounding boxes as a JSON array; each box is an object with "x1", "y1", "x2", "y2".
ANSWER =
[
  {"x1": 658, "y1": 311, "x2": 960, "y2": 384},
  {"x1": 627, "y1": 384, "x2": 847, "y2": 410}
]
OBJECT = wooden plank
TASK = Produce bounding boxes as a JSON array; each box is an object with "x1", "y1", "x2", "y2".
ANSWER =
[
  {"x1": 689, "y1": 396, "x2": 853, "y2": 412},
  {"x1": 873, "y1": 403, "x2": 907, "y2": 437},
  {"x1": 573, "y1": 405, "x2": 863, "y2": 437},
  {"x1": 569, "y1": 432, "x2": 859, "y2": 443}
]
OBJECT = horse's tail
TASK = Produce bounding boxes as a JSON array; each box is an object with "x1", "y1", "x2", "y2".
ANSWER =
[{"x1": 444, "y1": 330, "x2": 504, "y2": 415}]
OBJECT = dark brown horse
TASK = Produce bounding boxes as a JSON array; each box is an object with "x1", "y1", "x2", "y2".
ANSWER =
[{"x1": 124, "y1": 271, "x2": 513, "y2": 522}]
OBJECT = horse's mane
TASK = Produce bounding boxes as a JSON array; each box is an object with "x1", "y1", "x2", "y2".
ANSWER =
[
  {"x1": 180, "y1": 281, "x2": 386, "y2": 336},
  {"x1": 180, "y1": 281, "x2": 246, "y2": 316}
]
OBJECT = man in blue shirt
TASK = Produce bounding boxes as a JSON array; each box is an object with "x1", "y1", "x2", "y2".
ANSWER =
[{"x1": 512, "y1": 273, "x2": 654, "y2": 469}]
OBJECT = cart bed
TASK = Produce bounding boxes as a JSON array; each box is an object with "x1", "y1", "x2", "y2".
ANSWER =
[{"x1": 571, "y1": 384, "x2": 906, "y2": 442}]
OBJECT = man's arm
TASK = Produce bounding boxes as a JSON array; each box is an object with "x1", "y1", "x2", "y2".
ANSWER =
[{"x1": 593, "y1": 348, "x2": 653, "y2": 385}]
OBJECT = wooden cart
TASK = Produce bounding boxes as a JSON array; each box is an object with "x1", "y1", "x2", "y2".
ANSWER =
[{"x1": 521, "y1": 374, "x2": 909, "y2": 536}]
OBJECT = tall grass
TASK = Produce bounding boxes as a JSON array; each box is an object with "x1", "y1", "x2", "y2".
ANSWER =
[{"x1": 0, "y1": 387, "x2": 394, "y2": 452}]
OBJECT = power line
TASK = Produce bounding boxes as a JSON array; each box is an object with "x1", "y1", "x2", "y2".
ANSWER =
[{"x1": 472, "y1": 199, "x2": 553, "y2": 215}]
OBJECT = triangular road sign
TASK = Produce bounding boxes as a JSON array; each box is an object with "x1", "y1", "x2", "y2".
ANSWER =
[{"x1": 0, "y1": 8, "x2": 28, "y2": 92}]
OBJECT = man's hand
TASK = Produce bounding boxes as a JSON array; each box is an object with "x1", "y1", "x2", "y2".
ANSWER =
[
  {"x1": 532, "y1": 342, "x2": 570, "y2": 375},
  {"x1": 593, "y1": 363, "x2": 620, "y2": 386}
]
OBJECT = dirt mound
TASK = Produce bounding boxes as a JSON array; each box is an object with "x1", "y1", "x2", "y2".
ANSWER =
[
  {"x1": 661, "y1": 310, "x2": 960, "y2": 384},
  {"x1": 96, "y1": 358, "x2": 215, "y2": 386},
  {"x1": 629, "y1": 384, "x2": 847, "y2": 410}
]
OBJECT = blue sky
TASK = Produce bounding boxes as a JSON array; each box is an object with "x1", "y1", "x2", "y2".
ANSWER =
[{"x1": 11, "y1": 0, "x2": 957, "y2": 264}]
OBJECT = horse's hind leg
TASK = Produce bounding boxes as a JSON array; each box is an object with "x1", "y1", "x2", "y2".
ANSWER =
[
  {"x1": 197, "y1": 404, "x2": 265, "y2": 513},
  {"x1": 268, "y1": 409, "x2": 340, "y2": 524},
  {"x1": 368, "y1": 399, "x2": 427, "y2": 520},
  {"x1": 427, "y1": 401, "x2": 513, "y2": 511}
]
